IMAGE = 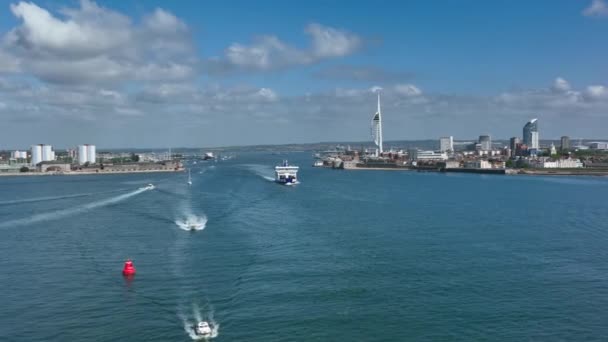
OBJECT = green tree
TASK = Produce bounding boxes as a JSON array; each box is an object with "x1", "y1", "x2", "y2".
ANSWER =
[{"x1": 19, "y1": 166, "x2": 29, "y2": 172}]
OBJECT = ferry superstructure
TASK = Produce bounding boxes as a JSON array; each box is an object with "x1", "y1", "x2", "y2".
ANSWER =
[{"x1": 275, "y1": 160, "x2": 299, "y2": 185}]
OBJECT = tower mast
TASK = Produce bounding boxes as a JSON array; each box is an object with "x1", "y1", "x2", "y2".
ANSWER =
[{"x1": 377, "y1": 91, "x2": 383, "y2": 155}]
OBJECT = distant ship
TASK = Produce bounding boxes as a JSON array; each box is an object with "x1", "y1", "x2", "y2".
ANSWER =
[
  {"x1": 313, "y1": 160, "x2": 324, "y2": 167},
  {"x1": 275, "y1": 160, "x2": 299, "y2": 185},
  {"x1": 203, "y1": 152, "x2": 214, "y2": 160}
]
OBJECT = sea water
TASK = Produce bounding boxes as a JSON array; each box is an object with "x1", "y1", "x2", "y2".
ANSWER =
[{"x1": 1, "y1": 152, "x2": 608, "y2": 341}]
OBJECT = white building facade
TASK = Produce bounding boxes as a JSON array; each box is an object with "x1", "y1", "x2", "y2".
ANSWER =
[{"x1": 439, "y1": 136, "x2": 454, "y2": 152}]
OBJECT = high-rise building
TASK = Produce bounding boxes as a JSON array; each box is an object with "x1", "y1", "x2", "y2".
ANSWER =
[
  {"x1": 78, "y1": 144, "x2": 96, "y2": 165},
  {"x1": 509, "y1": 137, "x2": 520, "y2": 157},
  {"x1": 479, "y1": 135, "x2": 492, "y2": 151},
  {"x1": 523, "y1": 118, "x2": 539, "y2": 149},
  {"x1": 560, "y1": 136, "x2": 570, "y2": 151},
  {"x1": 439, "y1": 136, "x2": 454, "y2": 152}
]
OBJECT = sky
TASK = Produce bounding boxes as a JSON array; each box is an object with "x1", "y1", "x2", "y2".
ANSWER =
[{"x1": 0, "y1": 0, "x2": 607, "y2": 148}]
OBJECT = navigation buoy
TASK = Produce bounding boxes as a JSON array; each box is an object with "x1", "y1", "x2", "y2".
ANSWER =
[{"x1": 122, "y1": 259, "x2": 136, "y2": 276}]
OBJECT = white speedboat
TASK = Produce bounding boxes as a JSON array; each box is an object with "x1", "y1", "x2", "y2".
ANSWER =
[
  {"x1": 203, "y1": 152, "x2": 214, "y2": 160},
  {"x1": 143, "y1": 183, "x2": 155, "y2": 190},
  {"x1": 193, "y1": 321, "x2": 212, "y2": 337},
  {"x1": 275, "y1": 160, "x2": 299, "y2": 185},
  {"x1": 313, "y1": 160, "x2": 324, "y2": 167}
]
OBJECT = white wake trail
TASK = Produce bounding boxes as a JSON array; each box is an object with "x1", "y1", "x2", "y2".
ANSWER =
[
  {"x1": 0, "y1": 187, "x2": 152, "y2": 228},
  {"x1": 181, "y1": 303, "x2": 220, "y2": 340}
]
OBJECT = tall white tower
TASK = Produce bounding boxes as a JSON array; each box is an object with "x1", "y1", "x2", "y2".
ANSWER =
[{"x1": 371, "y1": 91, "x2": 383, "y2": 157}]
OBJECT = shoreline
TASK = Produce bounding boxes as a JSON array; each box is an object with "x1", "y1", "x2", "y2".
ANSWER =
[
  {"x1": 0, "y1": 169, "x2": 185, "y2": 177},
  {"x1": 345, "y1": 166, "x2": 608, "y2": 176}
]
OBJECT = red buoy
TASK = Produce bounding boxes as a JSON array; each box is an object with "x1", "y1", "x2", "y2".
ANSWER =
[{"x1": 122, "y1": 259, "x2": 136, "y2": 276}]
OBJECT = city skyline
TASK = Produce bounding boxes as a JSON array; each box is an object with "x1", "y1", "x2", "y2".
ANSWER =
[{"x1": 0, "y1": 0, "x2": 607, "y2": 148}]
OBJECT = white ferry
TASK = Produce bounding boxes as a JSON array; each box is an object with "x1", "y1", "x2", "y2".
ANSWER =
[{"x1": 275, "y1": 160, "x2": 299, "y2": 185}]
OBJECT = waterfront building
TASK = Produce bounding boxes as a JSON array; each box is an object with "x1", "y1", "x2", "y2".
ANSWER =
[
  {"x1": 410, "y1": 150, "x2": 448, "y2": 161},
  {"x1": 439, "y1": 136, "x2": 454, "y2": 152},
  {"x1": 371, "y1": 92, "x2": 383, "y2": 157},
  {"x1": 78, "y1": 144, "x2": 97, "y2": 164},
  {"x1": 528, "y1": 158, "x2": 583, "y2": 168},
  {"x1": 464, "y1": 160, "x2": 492, "y2": 169},
  {"x1": 523, "y1": 118, "x2": 539, "y2": 149},
  {"x1": 588, "y1": 142, "x2": 608, "y2": 150},
  {"x1": 479, "y1": 135, "x2": 492, "y2": 151},
  {"x1": 560, "y1": 136, "x2": 570, "y2": 151}
]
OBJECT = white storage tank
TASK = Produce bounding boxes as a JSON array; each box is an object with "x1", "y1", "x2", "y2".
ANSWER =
[
  {"x1": 87, "y1": 145, "x2": 96, "y2": 164},
  {"x1": 31, "y1": 144, "x2": 42, "y2": 166},
  {"x1": 78, "y1": 145, "x2": 88, "y2": 164},
  {"x1": 42, "y1": 145, "x2": 53, "y2": 161}
]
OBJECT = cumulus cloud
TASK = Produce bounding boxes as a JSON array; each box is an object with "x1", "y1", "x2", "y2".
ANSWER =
[
  {"x1": 2, "y1": 0, "x2": 196, "y2": 84},
  {"x1": 215, "y1": 23, "x2": 362, "y2": 72},
  {"x1": 313, "y1": 65, "x2": 414, "y2": 82},
  {"x1": 1, "y1": 75, "x2": 608, "y2": 147},
  {"x1": 394, "y1": 84, "x2": 423, "y2": 97},
  {"x1": 583, "y1": 0, "x2": 608, "y2": 17},
  {"x1": 551, "y1": 77, "x2": 571, "y2": 92}
]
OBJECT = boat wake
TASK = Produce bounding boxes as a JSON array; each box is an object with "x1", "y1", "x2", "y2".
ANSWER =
[
  {"x1": 243, "y1": 164, "x2": 275, "y2": 182},
  {"x1": 0, "y1": 187, "x2": 152, "y2": 228},
  {"x1": 175, "y1": 214, "x2": 208, "y2": 231},
  {"x1": 0, "y1": 188, "x2": 127, "y2": 206},
  {"x1": 180, "y1": 304, "x2": 219, "y2": 339}
]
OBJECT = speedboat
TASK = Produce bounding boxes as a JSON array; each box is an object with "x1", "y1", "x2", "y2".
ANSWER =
[
  {"x1": 193, "y1": 321, "x2": 212, "y2": 337},
  {"x1": 275, "y1": 160, "x2": 299, "y2": 185},
  {"x1": 143, "y1": 183, "x2": 155, "y2": 190}
]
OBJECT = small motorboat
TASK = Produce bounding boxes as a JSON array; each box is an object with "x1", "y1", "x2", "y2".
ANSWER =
[
  {"x1": 143, "y1": 183, "x2": 155, "y2": 190},
  {"x1": 193, "y1": 321, "x2": 212, "y2": 337}
]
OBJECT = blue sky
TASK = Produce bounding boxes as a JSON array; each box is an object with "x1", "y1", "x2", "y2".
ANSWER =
[{"x1": 0, "y1": 0, "x2": 607, "y2": 148}]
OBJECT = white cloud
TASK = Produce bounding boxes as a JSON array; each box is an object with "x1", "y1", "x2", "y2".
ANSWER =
[
  {"x1": 584, "y1": 85, "x2": 608, "y2": 100},
  {"x1": 3, "y1": 0, "x2": 196, "y2": 84},
  {"x1": 8, "y1": 0, "x2": 131, "y2": 57},
  {"x1": 257, "y1": 88, "x2": 278, "y2": 102},
  {"x1": 225, "y1": 36, "x2": 311, "y2": 70},
  {"x1": 218, "y1": 23, "x2": 362, "y2": 72},
  {"x1": 394, "y1": 84, "x2": 422, "y2": 97},
  {"x1": 551, "y1": 77, "x2": 571, "y2": 92},
  {"x1": 305, "y1": 23, "x2": 361, "y2": 58},
  {"x1": 143, "y1": 8, "x2": 187, "y2": 34},
  {"x1": 583, "y1": 0, "x2": 608, "y2": 17}
]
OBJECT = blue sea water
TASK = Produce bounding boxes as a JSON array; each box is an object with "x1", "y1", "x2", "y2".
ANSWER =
[{"x1": 1, "y1": 152, "x2": 608, "y2": 341}]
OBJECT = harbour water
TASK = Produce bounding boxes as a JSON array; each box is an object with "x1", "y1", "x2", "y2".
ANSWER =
[{"x1": 1, "y1": 152, "x2": 608, "y2": 341}]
